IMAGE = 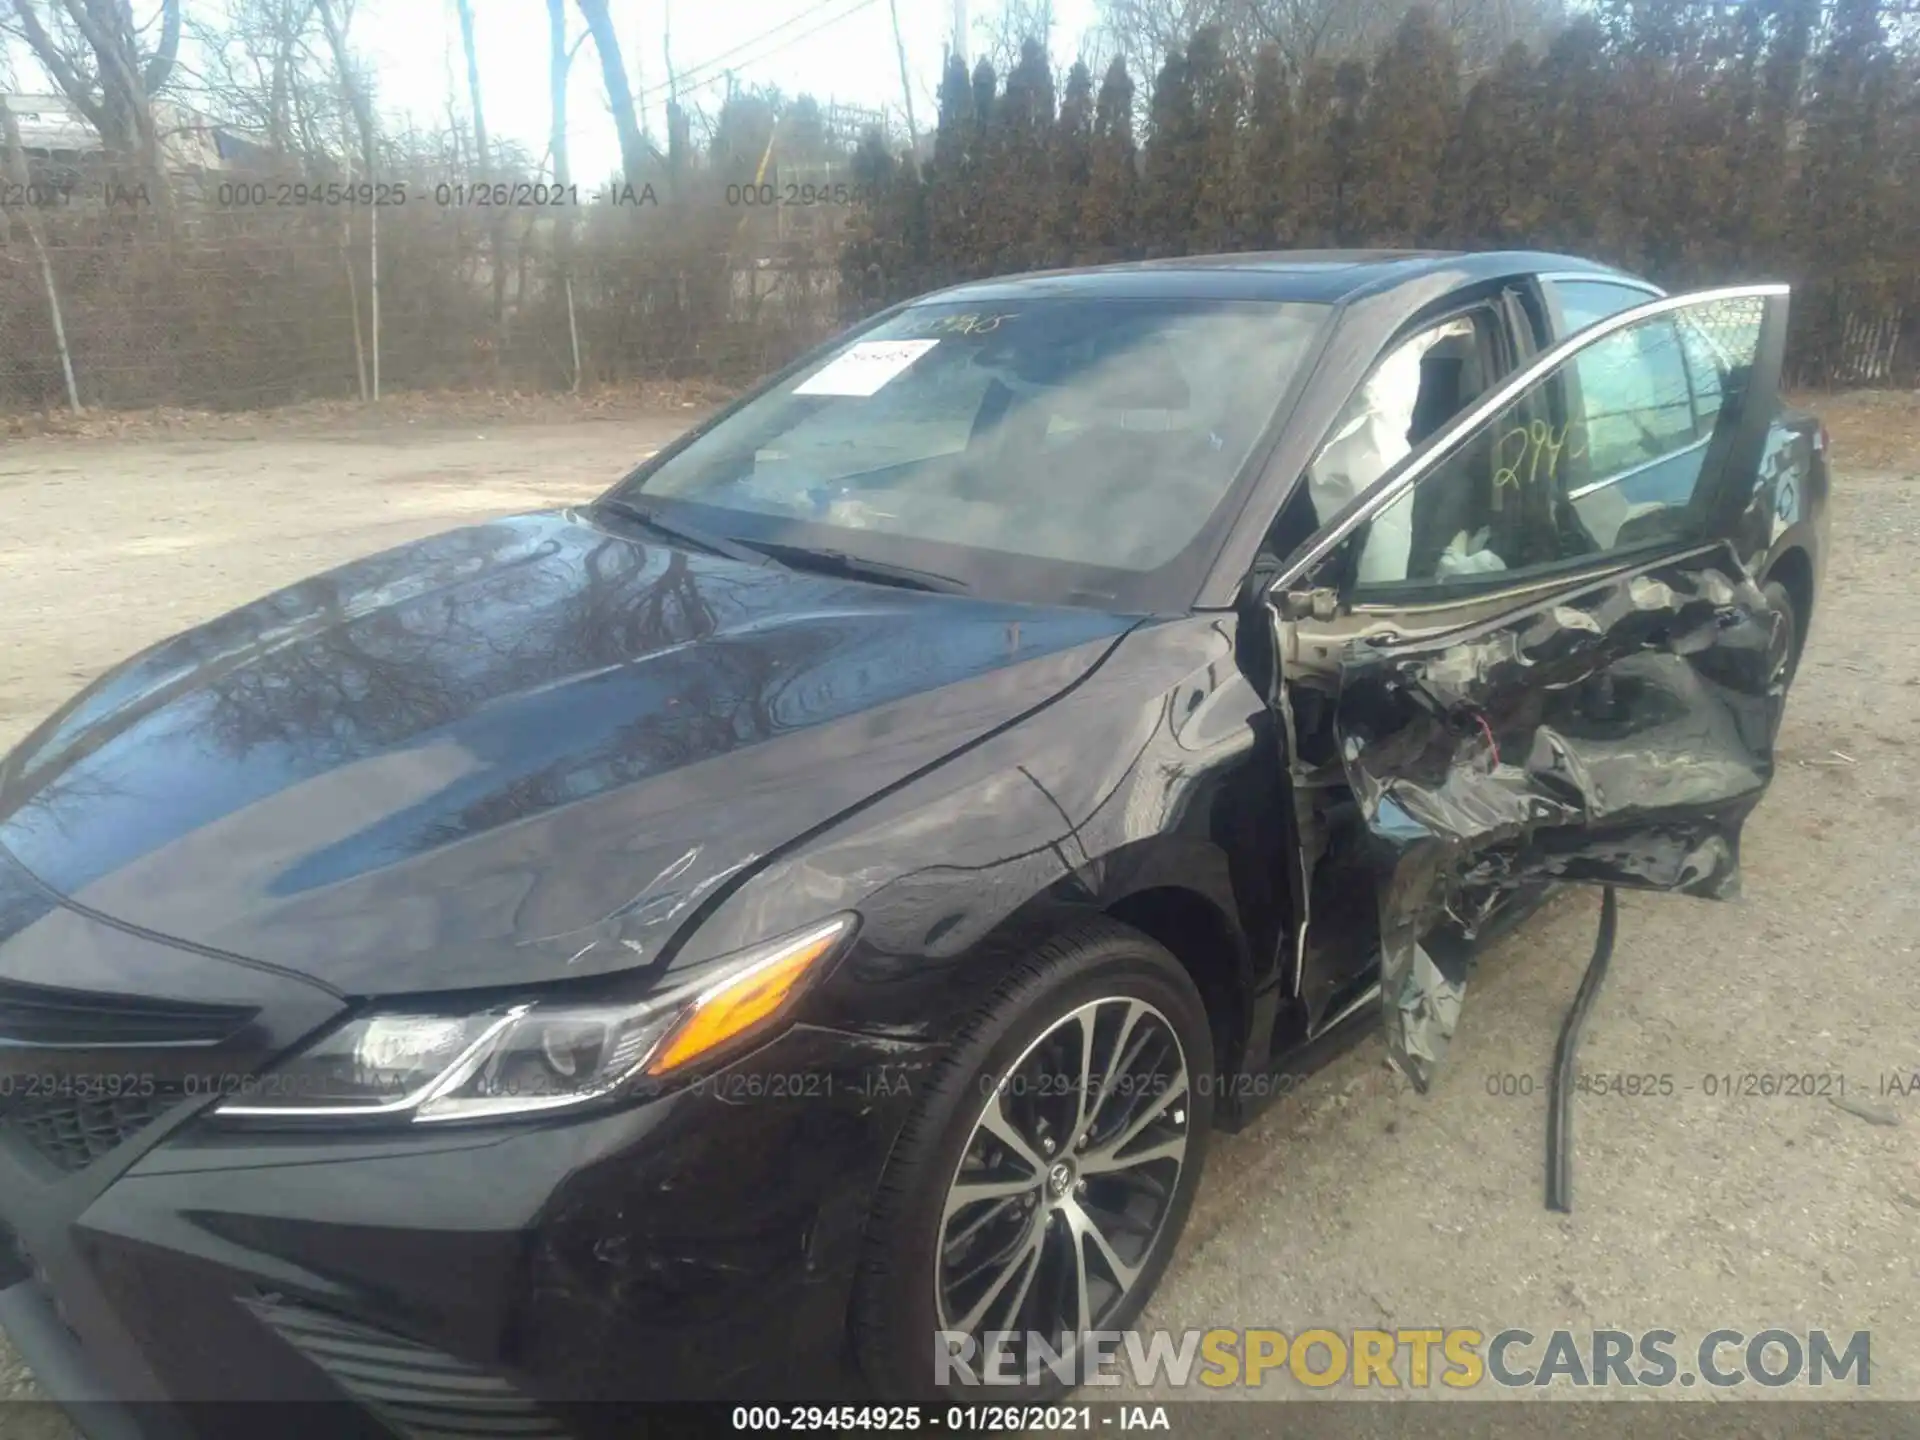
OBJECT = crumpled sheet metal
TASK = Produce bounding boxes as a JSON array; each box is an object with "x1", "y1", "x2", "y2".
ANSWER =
[
  {"x1": 1386, "y1": 938, "x2": 1468, "y2": 1086},
  {"x1": 1333, "y1": 554, "x2": 1782, "y2": 1091}
]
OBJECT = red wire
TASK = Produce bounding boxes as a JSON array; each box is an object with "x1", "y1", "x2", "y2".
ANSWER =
[{"x1": 1473, "y1": 712, "x2": 1500, "y2": 768}]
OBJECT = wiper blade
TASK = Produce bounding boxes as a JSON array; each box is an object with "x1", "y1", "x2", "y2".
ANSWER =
[
  {"x1": 749, "y1": 542, "x2": 970, "y2": 594},
  {"x1": 596, "y1": 499, "x2": 772, "y2": 568}
]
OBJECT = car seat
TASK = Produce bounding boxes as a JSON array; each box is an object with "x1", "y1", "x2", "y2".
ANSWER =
[{"x1": 1406, "y1": 332, "x2": 1496, "y2": 577}]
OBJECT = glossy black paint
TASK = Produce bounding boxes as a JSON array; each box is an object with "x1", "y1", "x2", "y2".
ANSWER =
[
  {"x1": 11, "y1": 1018, "x2": 935, "y2": 1419},
  {"x1": 0, "y1": 508, "x2": 1134, "y2": 993},
  {"x1": 0, "y1": 252, "x2": 1827, "y2": 1424}
]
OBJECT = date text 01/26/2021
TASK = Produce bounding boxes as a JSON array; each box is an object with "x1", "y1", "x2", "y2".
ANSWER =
[{"x1": 730, "y1": 1406, "x2": 1168, "y2": 1432}]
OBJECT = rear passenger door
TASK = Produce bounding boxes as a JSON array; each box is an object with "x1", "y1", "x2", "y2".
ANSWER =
[{"x1": 1269, "y1": 286, "x2": 1791, "y2": 1087}]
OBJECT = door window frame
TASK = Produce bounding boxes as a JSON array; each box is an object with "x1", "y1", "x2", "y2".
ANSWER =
[
  {"x1": 1322, "y1": 285, "x2": 1525, "y2": 455},
  {"x1": 1267, "y1": 284, "x2": 1791, "y2": 607},
  {"x1": 1540, "y1": 273, "x2": 1664, "y2": 342},
  {"x1": 1248, "y1": 284, "x2": 1525, "y2": 567}
]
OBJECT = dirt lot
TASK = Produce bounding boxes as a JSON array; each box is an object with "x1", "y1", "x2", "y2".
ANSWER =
[{"x1": 0, "y1": 389, "x2": 1916, "y2": 1430}]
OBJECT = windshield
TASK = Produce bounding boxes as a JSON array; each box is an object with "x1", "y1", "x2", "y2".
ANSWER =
[{"x1": 605, "y1": 296, "x2": 1330, "y2": 609}]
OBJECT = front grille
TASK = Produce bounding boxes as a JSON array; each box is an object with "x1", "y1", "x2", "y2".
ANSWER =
[
  {"x1": 0, "y1": 1087, "x2": 181, "y2": 1174},
  {"x1": 0, "y1": 978, "x2": 253, "y2": 1048},
  {"x1": 0, "y1": 978, "x2": 253, "y2": 1175},
  {"x1": 243, "y1": 1296, "x2": 573, "y2": 1439}
]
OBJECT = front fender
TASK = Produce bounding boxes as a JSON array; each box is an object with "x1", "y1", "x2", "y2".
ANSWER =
[{"x1": 664, "y1": 615, "x2": 1289, "y2": 1063}]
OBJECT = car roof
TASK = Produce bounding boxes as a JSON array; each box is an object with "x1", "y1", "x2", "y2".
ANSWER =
[{"x1": 910, "y1": 250, "x2": 1644, "y2": 307}]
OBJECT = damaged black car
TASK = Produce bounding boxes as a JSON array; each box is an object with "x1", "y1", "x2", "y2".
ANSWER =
[{"x1": 0, "y1": 251, "x2": 1828, "y2": 1428}]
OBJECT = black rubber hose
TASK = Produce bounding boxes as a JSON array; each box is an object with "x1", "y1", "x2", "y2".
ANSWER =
[{"x1": 1547, "y1": 885, "x2": 1618, "y2": 1213}]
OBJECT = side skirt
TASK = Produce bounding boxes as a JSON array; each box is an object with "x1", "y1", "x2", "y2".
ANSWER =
[{"x1": 1213, "y1": 881, "x2": 1559, "y2": 1134}]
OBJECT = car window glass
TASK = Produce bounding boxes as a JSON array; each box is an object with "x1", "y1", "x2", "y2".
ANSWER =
[
  {"x1": 1279, "y1": 311, "x2": 1492, "y2": 576},
  {"x1": 1550, "y1": 278, "x2": 1659, "y2": 336},
  {"x1": 632, "y1": 298, "x2": 1329, "y2": 579},
  {"x1": 1348, "y1": 293, "x2": 1766, "y2": 598},
  {"x1": 1677, "y1": 315, "x2": 1730, "y2": 430},
  {"x1": 751, "y1": 348, "x2": 995, "y2": 480},
  {"x1": 1577, "y1": 318, "x2": 1698, "y2": 479}
]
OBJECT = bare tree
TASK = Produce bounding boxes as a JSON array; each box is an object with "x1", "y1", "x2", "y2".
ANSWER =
[
  {"x1": 310, "y1": 0, "x2": 373, "y2": 170},
  {"x1": 262, "y1": 0, "x2": 317, "y2": 150},
  {"x1": 454, "y1": 0, "x2": 508, "y2": 338},
  {"x1": 1096, "y1": 0, "x2": 1565, "y2": 87},
  {"x1": 977, "y1": 0, "x2": 1057, "y2": 77},
  {"x1": 4, "y1": 0, "x2": 182, "y2": 198},
  {"x1": 1430, "y1": 0, "x2": 1565, "y2": 79},
  {"x1": 180, "y1": 0, "x2": 333, "y2": 158},
  {"x1": 314, "y1": 0, "x2": 378, "y2": 398},
  {"x1": 550, "y1": 0, "x2": 583, "y2": 390},
  {"x1": 576, "y1": 0, "x2": 653, "y2": 189},
  {"x1": 452, "y1": 0, "x2": 492, "y2": 173},
  {"x1": 1094, "y1": 0, "x2": 1225, "y2": 94}
]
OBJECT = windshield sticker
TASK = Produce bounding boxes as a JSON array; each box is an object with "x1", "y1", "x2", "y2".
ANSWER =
[{"x1": 793, "y1": 339, "x2": 940, "y2": 397}]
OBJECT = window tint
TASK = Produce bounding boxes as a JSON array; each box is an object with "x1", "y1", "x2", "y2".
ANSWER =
[
  {"x1": 1348, "y1": 294, "x2": 1766, "y2": 597},
  {"x1": 1551, "y1": 278, "x2": 1659, "y2": 337}
]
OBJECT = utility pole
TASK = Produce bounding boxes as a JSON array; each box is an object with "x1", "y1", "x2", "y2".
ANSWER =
[
  {"x1": 951, "y1": 0, "x2": 966, "y2": 64},
  {"x1": 0, "y1": 97, "x2": 81, "y2": 413}
]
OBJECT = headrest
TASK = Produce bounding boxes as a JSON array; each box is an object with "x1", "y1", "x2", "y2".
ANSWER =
[{"x1": 1422, "y1": 334, "x2": 1477, "y2": 364}]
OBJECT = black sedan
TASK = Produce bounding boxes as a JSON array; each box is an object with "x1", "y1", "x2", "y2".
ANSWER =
[{"x1": 0, "y1": 250, "x2": 1828, "y2": 1428}]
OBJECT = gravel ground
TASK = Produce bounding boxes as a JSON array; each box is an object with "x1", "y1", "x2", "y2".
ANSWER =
[{"x1": 0, "y1": 392, "x2": 1915, "y2": 1433}]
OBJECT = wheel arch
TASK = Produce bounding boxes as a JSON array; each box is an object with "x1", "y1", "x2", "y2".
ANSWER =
[
  {"x1": 1763, "y1": 544, "x2": 1815, "y2": 672},
  {"x1": 1103, "y1": 885, "x2": 1252, "y2": 1085}
]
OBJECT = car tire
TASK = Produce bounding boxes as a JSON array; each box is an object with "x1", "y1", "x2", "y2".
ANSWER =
[
  {"x1": 851, "y1": 919, "x2": 1215, "y2": 1402},
  {"x1": 1762, "y1": 578, "x2": 1802, "y2": 693}
]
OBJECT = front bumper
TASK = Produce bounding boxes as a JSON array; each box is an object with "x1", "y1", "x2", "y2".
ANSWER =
[
  {"x1": 0, "y1": 1018, "x2": 936, "y2": 1437},
  {"x1": 0, "y1": 1275, "x2": 149, "y2": 1440}
]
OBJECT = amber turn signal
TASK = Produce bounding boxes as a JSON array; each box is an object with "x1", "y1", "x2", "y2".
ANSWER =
[{"x1": 645, "y1": 917, "x2": 853, "y2": 1075}]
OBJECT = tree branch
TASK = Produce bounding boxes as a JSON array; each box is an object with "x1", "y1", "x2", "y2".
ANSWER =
[
  {"x1": 10, "y1": 0, "x2": 109, "y2": 131},
  {"x1": 142, "y1": 0, "x2": 180, "y2": 95}
]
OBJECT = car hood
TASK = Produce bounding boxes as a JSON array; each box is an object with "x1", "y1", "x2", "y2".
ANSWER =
[{"x1": 0, "y1": 509, "x2": 1133, "y2": 996}]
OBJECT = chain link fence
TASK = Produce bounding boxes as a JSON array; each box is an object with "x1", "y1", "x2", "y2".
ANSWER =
[
  {"x1": 1, "y1": 162, "x2": 847, "y2": 416},
  {"x1": 5, "y1": 166, "x2": 1916, "y2": 419}
]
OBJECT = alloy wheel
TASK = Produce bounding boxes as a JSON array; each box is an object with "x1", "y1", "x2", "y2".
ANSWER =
[{"x1": 934, "y1": 996, "x2": 1191, "y2": 1368}]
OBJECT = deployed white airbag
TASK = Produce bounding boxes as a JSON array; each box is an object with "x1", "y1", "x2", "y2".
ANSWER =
[{"x1": 1307, "y1": 321, "x2": 1467, "y2": 583}]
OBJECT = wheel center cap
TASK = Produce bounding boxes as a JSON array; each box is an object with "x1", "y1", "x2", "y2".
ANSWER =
[{"x1": 1047, "y1": 1160, "x2": 1075, "y2": 1198}]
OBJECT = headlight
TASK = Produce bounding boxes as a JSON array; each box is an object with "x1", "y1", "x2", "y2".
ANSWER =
[{"x1": 215, "y1": 915, "x2": 855, "y2": 1123}]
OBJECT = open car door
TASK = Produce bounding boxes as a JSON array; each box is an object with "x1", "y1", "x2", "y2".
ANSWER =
[{"x1": 1267, "y1": 285, "x2": 1791, "y2": 1090}]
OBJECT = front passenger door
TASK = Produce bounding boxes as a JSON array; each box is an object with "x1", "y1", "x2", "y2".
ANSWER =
[{"x1": 1270, "y1": 286, "x2": 1790, "y2": 1087}]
